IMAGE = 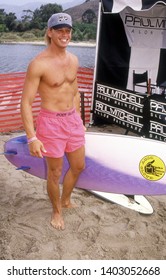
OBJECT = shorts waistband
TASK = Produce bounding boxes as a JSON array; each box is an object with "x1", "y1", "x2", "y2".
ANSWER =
[{"x1": 39, "y1": 107, "x2": 76, "y2": 117}]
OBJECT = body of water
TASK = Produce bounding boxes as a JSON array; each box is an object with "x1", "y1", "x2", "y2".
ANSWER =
[{"x1": 0, "y1": 43, "x2": 96, "y2": 74}]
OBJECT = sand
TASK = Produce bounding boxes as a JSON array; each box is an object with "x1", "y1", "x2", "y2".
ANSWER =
[
  {"x1": 0, "y1": 125, "x2": 166, "y2": 260},
  {"x1": 2, "y1": 41, "x2": 96, "y2": 48}
]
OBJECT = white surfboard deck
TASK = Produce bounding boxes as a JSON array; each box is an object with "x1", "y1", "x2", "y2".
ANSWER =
[{"x1": 90, "y1": 190, "x2": 153, "y2": 214}]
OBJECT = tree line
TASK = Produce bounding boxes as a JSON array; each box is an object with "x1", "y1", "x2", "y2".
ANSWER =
[{"x1": 0, "y1": 3, "x2": 97, "y2": 41}]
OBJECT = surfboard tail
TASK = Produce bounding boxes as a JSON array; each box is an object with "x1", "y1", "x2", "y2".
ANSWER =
[{"x1": 90, "y1": 190, "x2": 153, "y2": 214}]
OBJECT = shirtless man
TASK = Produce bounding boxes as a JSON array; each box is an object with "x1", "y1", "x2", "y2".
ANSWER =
[{"x1": 21, "y1": 13, "x2": 85, "y2": 230}]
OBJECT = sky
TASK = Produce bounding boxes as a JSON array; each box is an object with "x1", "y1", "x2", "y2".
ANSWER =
[{"x1": 0, "y1": 0, "x2": 71, "y2": 5}]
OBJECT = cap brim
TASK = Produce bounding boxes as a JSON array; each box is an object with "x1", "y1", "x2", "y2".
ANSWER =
[{"x1": 51, "y1": 24, "x2": 73, "y2": 30}]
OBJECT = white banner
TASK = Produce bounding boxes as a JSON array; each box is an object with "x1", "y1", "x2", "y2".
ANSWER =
[{"x1": 120, "y1": 5, "x2": 166, "y2": 49}]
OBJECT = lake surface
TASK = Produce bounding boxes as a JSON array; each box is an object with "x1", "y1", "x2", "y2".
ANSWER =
[{"x1": 0, "y1": 43, "x2": 96, "y2": 74}]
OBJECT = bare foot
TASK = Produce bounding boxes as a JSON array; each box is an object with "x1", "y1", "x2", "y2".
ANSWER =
[
  {"x1": 51, "y1": 212, "x2": 65, "y2": 230},
  {"x1": 61, "y1": 201, "x2": 78, "y2": 209}
]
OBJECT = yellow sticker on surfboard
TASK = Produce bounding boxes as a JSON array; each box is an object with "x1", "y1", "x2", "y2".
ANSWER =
[{"x1": 139, "y1": 155, "x2": 166, "y2": 181}]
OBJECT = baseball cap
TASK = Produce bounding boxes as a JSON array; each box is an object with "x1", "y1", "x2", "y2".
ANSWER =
[{"x1": 47, "y1": 13, "x2": 73, "y2": 30}]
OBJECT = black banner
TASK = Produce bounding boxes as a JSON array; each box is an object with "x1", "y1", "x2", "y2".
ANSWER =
[
  {"x1": 93, "y1": 83, "x2": 166, "y2": 142},
  {"x1": 93, "y1": 82, "x2": 145, "y2": 134},
  {"x1": 148, "y1": 94, "x2": 166, "y2": 142}
]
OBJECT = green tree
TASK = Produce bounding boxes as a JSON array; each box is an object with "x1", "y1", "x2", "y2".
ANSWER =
[
  {"x1": 5, "y1": 12, "x2": 17, "y2": 31},
  {"x1": 15, "y1": 21, "x2": 31, "y2": 32},
  {"x1": 21, "y1": 9, "x2": 33, "y2": 22},
  {"x1": 73, "y1": 22, "x2": 97, "y2": 41},
  {"x1": 82, "y1": 9, "x2": 96, "y2": 24},
  {"x1": 72, "y1": 28, "x2": 84, "y2": 41},
  {"x1": 0, "y1": 9, "x2": 6, "y2": 23},
  {"x1": 0, "y1": 3, "x2": 97, "y2": 42},
  {"x1": 31, "y1": 3, "x2": 62, "y2": 30},
  {"x1": 0, "y1": 9, "x2": 6, "y2": 31},
  {"x1": 16, "y1": 10, "x2": 33, "y2": 32}
]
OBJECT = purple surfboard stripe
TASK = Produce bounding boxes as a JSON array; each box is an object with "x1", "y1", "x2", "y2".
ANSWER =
[
  {"x1": 16, "y1": 166, "x2": 31, "y2": 170},
  {"x1": 1, "y1": 150, "x2": 17, "y2": 155}
]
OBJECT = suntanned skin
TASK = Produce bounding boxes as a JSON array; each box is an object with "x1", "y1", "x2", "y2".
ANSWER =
[{"x1": 21, "y1": 26, "x2": 85, "y2": 230}]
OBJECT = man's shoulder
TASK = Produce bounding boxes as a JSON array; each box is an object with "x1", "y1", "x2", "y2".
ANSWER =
[
  {"x1": 29, "y1": 50, "x2": 49, "y2": 68},
  {"x1": 34, "y1": 49, "x2": 49, "y2": 62},
  {"x1": 68, "y1": 51, "x2": 79, "y2": 65},
  {"x1": 69, "y1": 51, "x2": 77, "y2": 59}
]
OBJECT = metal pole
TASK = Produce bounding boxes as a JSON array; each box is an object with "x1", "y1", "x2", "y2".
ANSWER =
[
  {"x1": 89, "y1": 0, "x2": 102, "y2": 126},
  {"x1": 80, "y1": 92, "x2": 85, "y2": 125}
]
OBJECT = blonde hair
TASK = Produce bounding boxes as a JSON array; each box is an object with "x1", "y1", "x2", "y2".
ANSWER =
[{"x1": 44, "y1": 29, "x2": 51, "y2": 45}]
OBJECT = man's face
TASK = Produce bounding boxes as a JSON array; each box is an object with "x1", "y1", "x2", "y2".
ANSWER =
[{"x1": 49, "y1": 27, "x2": 72, "y2": 48}]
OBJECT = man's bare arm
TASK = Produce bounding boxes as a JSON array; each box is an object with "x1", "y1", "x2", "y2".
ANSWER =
[
  {"x1": 21, "y1": 60, "x2": 46, "y2": 157},
  {"x1": 21, "y1": 61, "x2": 41, "y2": 138},
  {"x1": 74, "y1": 91, "x2": 81, "y2": 115}
]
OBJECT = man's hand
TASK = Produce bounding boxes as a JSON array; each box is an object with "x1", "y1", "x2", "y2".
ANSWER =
[{"x1": 28, "y1": 139, "x2": 47, "y2": 158}]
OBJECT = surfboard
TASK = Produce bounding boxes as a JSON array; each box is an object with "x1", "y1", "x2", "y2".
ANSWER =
[
  {"x1": 4, "y1": 132, "x2": 166, "y2": 214},
  {"x1": 90, "y1": 191, "x2": 153, "y2": 214}
]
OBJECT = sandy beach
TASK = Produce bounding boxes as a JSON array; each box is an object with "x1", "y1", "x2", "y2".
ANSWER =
[
  {"x1": 0, "y1": 125, "x2": 166, "y2": 260},
  {"x1": 1, "y1": 40, "x2": 96, "y2": 48}
]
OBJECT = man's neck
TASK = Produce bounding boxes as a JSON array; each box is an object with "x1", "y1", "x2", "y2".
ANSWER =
[{"x1": 49, "y1": 44, "x2": 67, "y2": 58}]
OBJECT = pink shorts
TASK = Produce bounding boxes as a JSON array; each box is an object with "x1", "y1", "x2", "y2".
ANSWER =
[{"x1": 36, "y1": 108, "x2": 85, "y2": 158}]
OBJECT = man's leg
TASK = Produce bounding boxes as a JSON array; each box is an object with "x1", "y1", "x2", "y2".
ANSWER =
[
  {"x1": 46, "y1": 157, "x2": 65, "y2": 230},
  {"x1": 61, "y1": 146, "x2": 85, "y2": 208}
]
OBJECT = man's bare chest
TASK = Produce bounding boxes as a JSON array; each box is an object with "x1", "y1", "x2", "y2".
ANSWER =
[{"x1": 42, "y1": 67, "x2": 76, "y2": 87}]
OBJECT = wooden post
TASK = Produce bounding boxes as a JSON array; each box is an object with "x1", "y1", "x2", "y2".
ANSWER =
[{"x1": 80, "y1": 92, "x2": 85, "y2": 125}]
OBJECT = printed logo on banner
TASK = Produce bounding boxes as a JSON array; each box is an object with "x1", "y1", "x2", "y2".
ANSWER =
[
  {"x1": 94, "y1": 82, "x2": 144, "y2": 133},
  {"x1": 93, "y1": 82, "x2": 166, "y2": 141},
  {"x1": 96, "y1": 83, "x2": 144, "y2": 113},
  {"x1": 149, "y1": 121, "x2": 166, "y2": 142},
  {"x1": 139, "y1": 155, "x2": 166, "y2": 181},
  {"x1": 148, "y1": 96, "x2": 166, "y2": 142},
  {"x1": 120, "y1": 6, "x2": 166, "y2": 49},
  {"x1": 150, "y1": 99, "x2": 166, "y2": 122}
]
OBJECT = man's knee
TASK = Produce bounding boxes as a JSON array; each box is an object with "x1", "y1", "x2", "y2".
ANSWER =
[
  {"x1": 47, "y1": 167, "x2": 62, "y2": 183},
  {"x1": 72, "y1": 162, "x2": 85, "y2": 176}
]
